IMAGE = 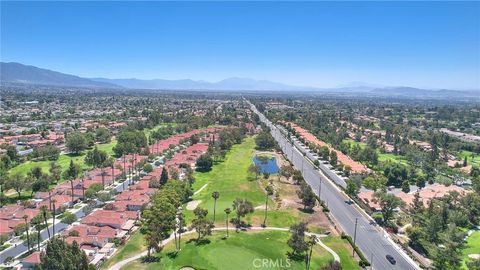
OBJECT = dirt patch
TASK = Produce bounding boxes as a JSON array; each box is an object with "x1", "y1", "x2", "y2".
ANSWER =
[
  {"x1": 469, "y1": 254, "x2": 480, "y2": 260},
  {"x1": 186, "y1": 200, "x2": 201, "y2": 210}
]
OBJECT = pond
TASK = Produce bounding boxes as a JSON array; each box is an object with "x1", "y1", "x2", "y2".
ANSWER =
[{"x1": 253, "y1": 155, "x2": 280, "y2": 174}]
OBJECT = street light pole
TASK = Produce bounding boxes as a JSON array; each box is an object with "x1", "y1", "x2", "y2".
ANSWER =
[
  {"x1": 353, "y1": 217, "x2": 358, "y2": 257},
  {"x1": 318, "y1": 179, "x2": 322, "y2": 199}
]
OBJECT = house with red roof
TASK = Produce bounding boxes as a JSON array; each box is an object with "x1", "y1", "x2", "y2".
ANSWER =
[{"x1": 21, "y1": 251, "x2": 41, "y2": 269}]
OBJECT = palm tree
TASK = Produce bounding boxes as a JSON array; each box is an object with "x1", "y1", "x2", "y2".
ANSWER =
[
  {"x1": 110, "y1": 157, "x2": 115, "y2": 184},
  {"x1": 306, "y1": 235, "x2": 317, "y2": 270},
  {"x1": 122, "y1": 155, "x2": 127, "y2": 180},
  {"x1": 40, "y1": 205, "x2": 50, "y2": 240},
  {"x1": 211, "y1": 191, "x2": 220, "y2": 222},
  {"x1": 224, "y1": 208, "x2": 231, "y2": 237},
  {"x1": 65, "y1": 160, "x2": 79, "y2": 205},
  {"x1": 35, "y1": 223, "x2": 41, "y2": 251},
  {"x1": 23, "y1": 215, "x2": 30, "y2": 251},
  {"x1": 81, "y1": 174, "x2": 85, "y2": 200},
  {"x1": 51, "y1": 199, "x2": 56, "y2": 235},
  {"x1": 263, "y1": 185, "x2": 273, "y2": 227}
]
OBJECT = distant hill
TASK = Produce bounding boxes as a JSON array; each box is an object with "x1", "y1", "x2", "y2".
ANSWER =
[
  {"x1": 0, "y1": 62, "x2": 120, "y2": 88},
  {"x1": 1, "y1": 62, "x2": 478, "y2": 98},
  {"x1": 91, "y1": 77, "x2": 318, "y2": 91},
  {"x1": 370, "y1": 87, "x2": 480, "y2": 98}
]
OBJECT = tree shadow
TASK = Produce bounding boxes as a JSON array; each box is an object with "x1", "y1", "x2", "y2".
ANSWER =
[
  {"x1": 166, "y1": 251, "x2": 178, "y2": 259},
  {"x1": 297, "y1": 207, "x2": 314, "y2": 214},
  {"x1": 186, "y1": 238, "x2": 211, "y2": 246},
  {"x1": 140, "y1": 255, "x2": 161, "y2": 263},
  {"x1": 286, "y1": 251, "x2": 306, "y2": 262}
]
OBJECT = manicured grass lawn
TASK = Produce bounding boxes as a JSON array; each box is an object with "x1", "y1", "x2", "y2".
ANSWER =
[
  {"x1": 101, "y1": 230, "x2": 146, "y2": 270},
  {"x1": 461, "y1": 230, "x2": 480, "y2": 269},
  {"x1": 343, "y1": 139, "x2": 367, "y2": 148},
  {"x1": 377, "y1": 152, "x2": 409, "y2": 165},
  {"x1": 9, "y1": 152, "x2": 89, "y2": 178},
  {"x1": 187, "y1": 136, "x2": 268, "y2": 225},
  {"x1": 144, "y1": 123, "x2": 178, "y2": 137},
  {"x1": 322, "y1": 236, "x2": 360, "y2": 269},
  {"x1": 9, "y1": 141, "x2": 116, "y2": 179},
  {"x1": 343, "y1": 139, "x2": 409, "y2": 166},
  {"x1": 6, "y1": 141, "x2": 117, "y2": 200},
  {"x1": 121, "y1": 230, "x2": 336, "y2": 270},
  {"x1": 458, "y1": 150, "x2": 480, "y2": 166}
]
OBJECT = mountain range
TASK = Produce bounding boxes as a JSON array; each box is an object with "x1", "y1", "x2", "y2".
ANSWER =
[{"x1": 1, "y1": 62, "x2": 478, "y2": 98}]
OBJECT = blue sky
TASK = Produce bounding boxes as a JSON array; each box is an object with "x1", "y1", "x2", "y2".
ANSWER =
[{"x1": 1, "y1": 1, "x2": 479, "y2": 89}]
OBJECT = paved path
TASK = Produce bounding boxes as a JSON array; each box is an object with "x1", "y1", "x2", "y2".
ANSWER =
[
  {"x1": 107, "y1": 226, "x2": 337, "y2": 270},
  {"x1": 193, "y1": 183, "x2": 208, "y2": 195}
]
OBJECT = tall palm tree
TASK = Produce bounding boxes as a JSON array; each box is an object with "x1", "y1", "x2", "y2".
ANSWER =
[
  {"x1": 224, "y1": 208, "x2": 231, "y2": 237},
  {"x1": 212, "y1": 191, "x2": 220, "y2": 222},
  {"x1": 51, "y1": 199, "x2": 56, "y2": 235},
  {"x1": 40, "y1": 205, "x2": 50, "y2": 240},
  {"x1": 306, "y1": 235, "x2": 317, "y2": 270},
  {"x1": 35, "y1": 223, "x2": 41, "y2": 251},
  {"x1": 110, "y1": 157, "x2": 115, "y2": 184},
  {"x1": 263, "y1": 185, "x2": 273, "y2": 227},
  {"x1": 65, "y1": 160, "x2": 79, "y2": 205},
  {"x1": 81, "y1": 174, "x2": 85, "y2": 200},
  {"x1": 23, "y1": 215, "x2": 30, "y2": 251},
  {"x1": 123, "y1": 155, "x2": 127, "y2": 180}
]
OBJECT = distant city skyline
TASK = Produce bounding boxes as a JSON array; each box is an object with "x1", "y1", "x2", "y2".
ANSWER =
[{"x1": 1, "y1": 1, "x2": 479, "y2": 89}]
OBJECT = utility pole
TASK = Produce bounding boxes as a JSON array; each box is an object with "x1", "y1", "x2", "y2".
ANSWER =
[
  {"x1": 318, "y1": 179, "x2": 322, "y2": 199},
  {"x1": 301, "y1": 158, "x2": 304, "y2": 173},
  {"x1": 353, "y1": 217, "x2": 358, "y2": 257}
]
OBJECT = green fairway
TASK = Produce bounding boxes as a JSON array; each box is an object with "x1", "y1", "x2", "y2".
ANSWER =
[
  {"x1": 461, "y1": 230, "x2": 480, "y2": 269},
  {"x1": 121, "y1": 230, "x2": 337, "y2": 270},
  {"x1": 187, "y1": 136, "x2": 268, "y2": 225},
  {"x1": 377, "y1": 152, "x2": 409, "y2": 165},
  {"x1": 101, "y1": 231, "x2": 146, "y2": 270},
  {"x1": 9, "y1": 152, "x2": 89, "y2": 178},
  {"x1": 458, "y1": 150, "x2": 480, "y2": 166},
  {"x1": 9, "y1": 141, "x2": 116, "y2": 178},
  {"x1": 322, "y1": 236, "x2": 360, "y2": 270},
  {"x1": 343, "y1": 139, "x2": 408, "y2": 165}
]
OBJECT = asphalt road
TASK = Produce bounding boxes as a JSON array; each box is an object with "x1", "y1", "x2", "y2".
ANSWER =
[{"x1": 248, "y1": 100, "x2": 419, "y2": 270}]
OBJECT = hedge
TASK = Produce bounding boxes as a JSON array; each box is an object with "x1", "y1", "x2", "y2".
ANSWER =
[{"x1": 341, "y1": 233, "x2": 371, "y2": 267}]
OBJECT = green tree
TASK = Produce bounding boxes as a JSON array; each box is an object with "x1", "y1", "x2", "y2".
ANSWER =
[
  {"x1": 142, "y1": 195, "x2": 176, "y2": 257},
  {"x1": 190, "y1": 207, "x2": 214, "y2": 241},
  {"x1": 159, "y1": 167, "x2": 169, "y2": 186},
  {"x1": 39, "y1": 237, "x2": 93, "y2": 270},
  {"x1": 255, "y1": 131, "x2": 276, "y2": 150},
  {"x1": 297, "y1": 182, "x2": 316, "y2": 211},
  {"x1": 95, "y1": 128, "x2": 111, "y2": 143},
  {"x1": 232, "y1": 198, "x2": 254, "y2": 227},
  {"x1": 329, "y1": 150, "x2": 338, "y2": 166},
  {"x1": 248, "y1": 164, "x2": 261, "y2": 180},
  {"x1": 288, "y1": 222, "x2": 309, "y2": 256},
  {"x1": 6, "y1": 173, "x2": 31, "y2": 199},
  {"x1": 374, "y1": 192, "x2": 405, "y2": 225},
  {"x1": 49, "y1": 162, "x2": 61, "y2": 184},
  {"x1": 363, "y1": 174, "x2": 387, "y2": 192},
  {"x1": 196, "y1": 154, "x2": 213, "y2": 172},
  {"x1": 345, "y1": 179, "x2": 359, "y2": 197},
  {"x1": 61, "y1": 212, "x2": 77, "y2": 224},
  {"x1": 66, "y1": 132, "x2": 88, "y2": 154},
  {"x1": 64, "y1": 160, "x2": 80, "y2": 204}
]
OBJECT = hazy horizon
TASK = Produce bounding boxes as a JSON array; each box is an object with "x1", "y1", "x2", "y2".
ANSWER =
[{"x1": 1, "y1": 1, "x2": 479, "y2": 89}]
